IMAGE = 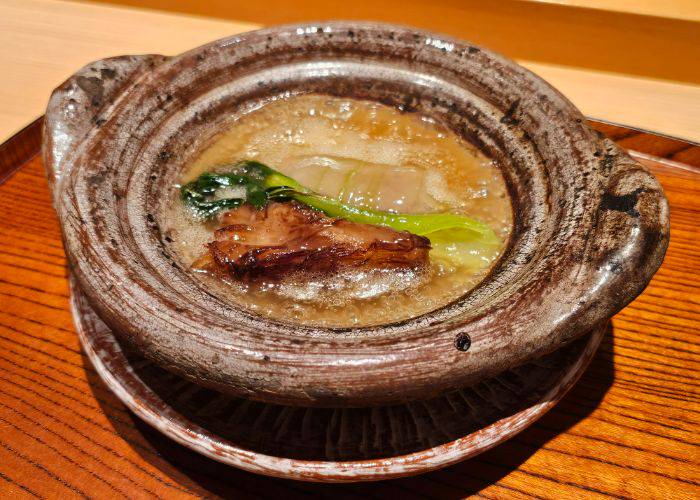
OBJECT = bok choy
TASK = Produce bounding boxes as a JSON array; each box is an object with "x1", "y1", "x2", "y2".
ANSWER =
[{"x1": 181, "y1": 160, "x2": 501, "y2": 267}]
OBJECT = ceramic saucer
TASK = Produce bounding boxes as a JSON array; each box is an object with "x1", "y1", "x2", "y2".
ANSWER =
[{"x1": 70, "y1": 278, "x2": 605, "y2": 482}]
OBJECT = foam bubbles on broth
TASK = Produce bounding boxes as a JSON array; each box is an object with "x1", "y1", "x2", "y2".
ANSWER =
[{"x1": 167, "y1": 94, "x2": 512, "y2": 328}]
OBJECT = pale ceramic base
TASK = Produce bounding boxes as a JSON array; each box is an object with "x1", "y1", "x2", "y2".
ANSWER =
[{"x1": 70, "y1": 277, "x2": 606, "y2": 482}]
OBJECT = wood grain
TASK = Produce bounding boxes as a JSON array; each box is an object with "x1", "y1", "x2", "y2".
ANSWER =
[
  {"x1": 0, "y1": 117, "x2": 42, "y2": 184},
  {"x1": 0, "y1": 126, "x2": 698, "y2": 497},
  {"x1": 590, "y1": 121, "x2": 700, "y2": 168}
]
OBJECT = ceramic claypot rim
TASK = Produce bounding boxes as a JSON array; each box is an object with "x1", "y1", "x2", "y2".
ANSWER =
[{"x1": 45, "y1": 21, "x2": 669, "y2": 406}]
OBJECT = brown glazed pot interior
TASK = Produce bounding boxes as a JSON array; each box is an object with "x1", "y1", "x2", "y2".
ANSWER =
[{"x1": 43, "y1": 22, "x2": 669, "y2": 407}]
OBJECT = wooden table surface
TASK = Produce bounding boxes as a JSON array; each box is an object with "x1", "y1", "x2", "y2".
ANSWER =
[{"x1": 0, "y1": 120, "x2": 698, "y2": 498}]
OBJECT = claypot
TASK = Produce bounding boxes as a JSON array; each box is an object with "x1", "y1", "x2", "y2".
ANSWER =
[{"x1": 43, "y1": 21, "x2": 669, "y2": 407}]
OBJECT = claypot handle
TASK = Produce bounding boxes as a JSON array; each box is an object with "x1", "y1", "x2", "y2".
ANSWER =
[
  {"x1": 42, "y1": 54, "x2": 165, "y2": 201},
  {"x1": 589, "y1": 137, "x2": 670, "y2": 309}
]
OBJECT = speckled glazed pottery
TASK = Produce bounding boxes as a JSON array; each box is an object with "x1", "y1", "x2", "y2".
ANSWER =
[
  {"x1": 43, "y1": 22, "x2": 669, "y2": 408},
  {"x1": 71, "y1": 278, "x2": 608, "y2": 482}
]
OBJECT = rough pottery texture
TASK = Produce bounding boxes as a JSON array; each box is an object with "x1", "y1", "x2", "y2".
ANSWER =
[
  {"x1": 71, "y1": 280, "x2": 607, "y2": 482},
  {"x1": 43, "y1": 22, "x2": 669, "y2": 407}
]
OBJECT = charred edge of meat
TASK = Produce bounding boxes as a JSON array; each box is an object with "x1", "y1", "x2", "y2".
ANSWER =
[{"x1": 193, "y1": 201, "x2": 431, "y2": 281}]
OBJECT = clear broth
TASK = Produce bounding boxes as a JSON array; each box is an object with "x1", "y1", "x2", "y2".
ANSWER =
[{"x1": 167, "y1": 94, "x2": 512, "y2": 328}]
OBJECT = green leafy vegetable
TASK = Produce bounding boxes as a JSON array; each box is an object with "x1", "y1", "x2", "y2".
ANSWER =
[
  {"x1": 180, "y1": 160, "x2": 501, "y2": 266},
  {"x1": 180, "y1": 161, "x2": 273, "y2": 217}
]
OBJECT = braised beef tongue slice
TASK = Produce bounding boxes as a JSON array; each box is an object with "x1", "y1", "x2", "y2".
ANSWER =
[{"x1": 195, "y1": 201, "x2": 430, "y2": 279}]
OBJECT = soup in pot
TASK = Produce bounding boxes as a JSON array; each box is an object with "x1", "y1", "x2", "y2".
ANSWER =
[{"x1": 166, "y1": 94, "x2": 512, "y2": 328}]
